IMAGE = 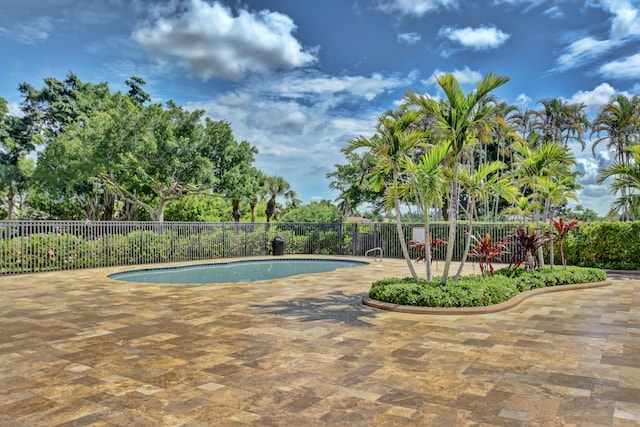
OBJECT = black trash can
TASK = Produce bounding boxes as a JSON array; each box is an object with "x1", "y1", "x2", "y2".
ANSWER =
[{"x1": 272, "y1": 235, "x2": 285, "y2": 256}]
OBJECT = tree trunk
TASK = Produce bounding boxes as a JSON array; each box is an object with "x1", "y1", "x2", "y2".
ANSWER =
[
  {"x1": 395, "y1": 196, "x2": 420, "y2": 282},
  {"x1": 7, "y1": 185, "x2": 14, "y2": 221},
  {"x1": 394, "y1": 186, "x2": 419, "y2": 282},
  {"x1": 266, "y1": 196, "x2": 276, "y2": 223},
  {"x1": 423, "y1": 210, "x2": 433, "y2": 281},
  {"x1": 547, "y1": 199, "x2": 554, "y2": 268},
  {"x1": 454, "y1": 200, "x2": 474, "y2": 281},
  {"x1": 534, "y1": 205, "x2": 545, "y2": 267},
  {"x1": 232, "y1": 198, "x2": 241, "y2": 223},
  {"x1": 442, "y1": 162, "x2": 459, "y2": 285},
  {"x1": 152, "y1": 198, "x2": 165, "y2": 222},
  {"x1": 250, "y1": 198, "x2": 257, "y2": 222},
  {"x1": 102, "y1": 188, "x2": 116, "y2": 221}
]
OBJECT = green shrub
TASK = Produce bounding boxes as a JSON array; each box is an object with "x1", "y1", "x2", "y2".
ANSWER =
[
  {"x1": 563, "y1": 222, "x2": 640, "y2": 268},
  {"x1": 369, "y1": 266, "x2": 606, "y2": 308}
]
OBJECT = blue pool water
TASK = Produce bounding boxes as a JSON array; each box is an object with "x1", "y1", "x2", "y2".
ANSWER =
[{"x1": 108, "y1": 258, "x2": 368, "y2": 284}]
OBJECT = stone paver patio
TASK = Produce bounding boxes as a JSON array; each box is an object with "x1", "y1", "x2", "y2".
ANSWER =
[{"x1": 0, "y1": 256, "x2": 639, "y2": 426}]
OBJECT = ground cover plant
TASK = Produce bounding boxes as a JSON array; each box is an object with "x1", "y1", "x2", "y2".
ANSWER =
[
  {"x1": 369, "y1": 224, "x2": 607, "y2": 308},
  {"x1": 368, "y1": 266, "x2": 606, "y2": 308}
]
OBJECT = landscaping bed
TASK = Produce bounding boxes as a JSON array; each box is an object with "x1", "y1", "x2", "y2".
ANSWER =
[{"x1": 368, "y1": 266, "x2": 607, "y2": 308}]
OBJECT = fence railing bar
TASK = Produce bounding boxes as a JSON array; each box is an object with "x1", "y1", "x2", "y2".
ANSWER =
[{"x1": 0, "y1": 220, "x2": 529, "y2": 276}]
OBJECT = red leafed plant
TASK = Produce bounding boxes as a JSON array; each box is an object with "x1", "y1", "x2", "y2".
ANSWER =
[
  {"x1": 509, "y1": 228, "x2": 550, "y2": 270},
  {"x1": 408, "y1": 236, "x2": 447, "y2": 263},
  {"x1": 552, "y1": 218, "x2": 579, "y2": 268},
  {"x1": 468, "y1": 233, "x2": 509, "y2": 277}
]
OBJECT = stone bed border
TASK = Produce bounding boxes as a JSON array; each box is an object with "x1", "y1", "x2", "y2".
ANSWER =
[{"x1": 362, "y1": 280, "x2": 613, "y2": 315}]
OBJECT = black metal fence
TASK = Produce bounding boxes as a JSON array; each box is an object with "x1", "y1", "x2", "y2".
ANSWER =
[{"x1": 0, "y1": 220, "x2": 525, "y2": 275}]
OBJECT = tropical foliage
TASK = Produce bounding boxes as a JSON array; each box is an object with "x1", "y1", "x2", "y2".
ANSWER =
[
  {"x1": 332, "y1": 71, "x2": 603, "y2": 282},
  {"x1": 369, "y1": 266, "x2": 606, "y2": 308}
]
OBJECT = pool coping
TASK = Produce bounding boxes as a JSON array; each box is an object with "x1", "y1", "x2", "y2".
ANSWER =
[{"x1": 362, "y1": 280, "x2": 613, "y2": 315}]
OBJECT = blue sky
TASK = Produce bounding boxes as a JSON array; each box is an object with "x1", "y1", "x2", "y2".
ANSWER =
[{"x1": 1, "y1": 0, "x2": 639, "y2": 215}]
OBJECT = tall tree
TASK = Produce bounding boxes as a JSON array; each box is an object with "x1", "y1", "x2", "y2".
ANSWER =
[
  {"x1": 327, "y1": 151, "x2": 380, "y2": 219},
  {"x1": 535, "y1": 175, "x2": 578, "y2": 266},
  {"x1": 455, "y1": 160, "x2": 517, "y2": 279},
  {"x1": 249, "y1": 170, "x2": 266, "y2": 223},
  {"x1": 345, "y1": 109, "x2": 426, "y2": 282},
  {"x1": 125, "y1": 76, "x2": 151, "y2": 105},
  {"x1": 534, "y1": 98, "x2": 589, "y2": 149},
  {"x1": 405, "y1": 72, "x2": 509, "y2": 284},
  {"x1": 597, "y1": 144, "x2": 640, "y2": 220},
  {"x1": 591, "y1": 94, "x2": 640, "y2": 220},
  {"x1": 263, "y1": 175, "x2": 296, "y2": 223},
  {"x1": 0, "y1": 99, "x2": 34, "y2": 219},
  {"x1": 397, "y1": 142, "x2": 451, "y2": 280},
  {"x1": 511, "y1": 138, "x2": 577, "y2": 265}
]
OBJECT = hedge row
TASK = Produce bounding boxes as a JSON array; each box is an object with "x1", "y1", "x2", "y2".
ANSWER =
[
  {"x1": 562, "y1": 221, "x2": 640, "y2": 269},
  {"x1": 0, "y1": 227, "x2": 342, "y2": 274}
]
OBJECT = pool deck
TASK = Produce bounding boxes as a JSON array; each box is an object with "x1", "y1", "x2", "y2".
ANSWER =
[{"x1": 0, "y1": 256, "x2": 639, "y2": 426}]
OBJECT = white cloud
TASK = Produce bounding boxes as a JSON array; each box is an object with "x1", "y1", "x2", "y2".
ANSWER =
[
  {"x1": 568, "y1": 140, "x2": 614, "y2": 215},
  {"x1": 376, "y1": 0, "x2": 459, "y2": 17},
  {"x1": 555, "y1": 37, "x2": 613, "y2": 71},
  {"x1": 599, "y1": 53, "x2": 640, "y2": 79},
  {"x1": 492, "y1": 0, "x2": 544, "y2": 5},
  {"x1": 515, "y1": 93, "x2": 532, "y2": 107},
  {"x1": 0, "y1": 16, "x2": 54, "y2": 44},
  {"x1": 567, "y1": 82, "x2": 619, "y2": 114},
  {"x1": 132, "y1": 0, "x2": 318, "y2": 81},
  {"x1": 438, "y1": 25, "x2": 510, "y2": 50},
  {"x1": 7, "y1": 102, "x2": 23, "y2": 117},
  {"x1": 554, "y1": 0, "x2": 640, "y2": 71},
  {"x1": 263, "y1": 70, "x2": 413, "y2": 102},
  {"x1": 542, "y1": 6, "x2": 564, "y2": 19},
  {"x1": 602, "y1": 0, "x2": 640, "y2": 39},
  {"x1": 186, "y1": 70, "x2": 416, "y2": 201},
  {"x1": 423, "y1": 66, "x2": 482, "y2": 86},
  {"x1": 397, "y1": 32, "x2": 421, "y2": 44}
]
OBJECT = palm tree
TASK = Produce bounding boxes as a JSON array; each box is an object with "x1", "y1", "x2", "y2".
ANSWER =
[
  {"x1": 327, "y1": 151, "x2": 378, "y2": 219},
  {"x1": 502, "y1": 195, "x2": 538, "y2": 223},
  {"x1": 597, "y1": 144, "x2": 640, "y2": 220},
  {"x1": 535, "y1": 175, "x2": 579, "y2": 266},
  {"x1": 534, "y1": 98, "x2": 589, "y2": 149},
  {"x1": 345, "y1": 108, "x2": 426, "y2": 282},
  {"x1": 263, "y1": 175, "x2": 296, "y2": 223},
  {"x1": 454, "y1": 160, "x2": 518, "y2": 279},
  {"x1": 249, "y1": 170, "x2": 266, "y2": 223},
  {"x1": 397, "y1": 142, "x2": 451, "y2": 280},
  {"x1": 591, "y1": 94, "x2": 640, "y2": 220},
  {"x1": 404, "y1": 72, "x2": 510, "y2": 284},
  {"x1": 511, "y1": 108, "x2": 537, "y2": 142},
  {"x1": 511, "y1": 138, "x2": 577, "y2": 265}
]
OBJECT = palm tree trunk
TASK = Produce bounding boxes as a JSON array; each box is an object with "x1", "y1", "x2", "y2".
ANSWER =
[
  {"x1": 534, "y1": 205, "x2": 545, "y2": 267},
  {"x1": 423, "y1": 208, "x2": 433, "y2": 281},
  {"x1": 232, "y1": 198, "x2": 241, "y2": 223},
  {"x1": 394, "y1": 181, "x2": 419, "y2": 282},
  {"x1": 250, "y1": 198, "x2": 257, "y2": 223},
  {"x1": 442, "y1": 162, "x2": 459, "y2": 285},
  {"x1": 455, "y1": 200, "x2": 474, "y2": 280},
  {"x1": 546, "y1": 198, "x2": 554, "y2": 267}
]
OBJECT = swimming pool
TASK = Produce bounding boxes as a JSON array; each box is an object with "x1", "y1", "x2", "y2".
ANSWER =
[{"x1": 108, "y1": 258, "x2": 368, "y2": 284}]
